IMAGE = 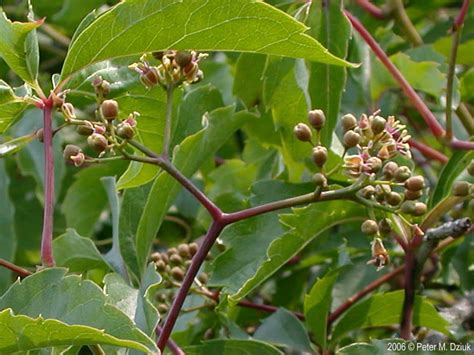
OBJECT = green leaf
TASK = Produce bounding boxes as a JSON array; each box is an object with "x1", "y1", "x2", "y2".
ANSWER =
[
  {"x1": 0, "y1": 9, "x2": 41, "y2": 84},
  {"x1": 0, "y1": 268, "x2": 157, "y2": 353},
  {"x1": 338, "y1": 339, "x2": 405, "y2": 355},
  {"x1": 307, "y1": 0, "x2": 350, "y2": 147},
  {"x1": 429, "y1": 149, "x2": 474, "y2": 209},
  {"x1": 254, "y1": 308, "x2": 313, "y2": 353},
  {"x1": 115, "y1": 88, "x2": 169, "y2": 190},
  {"x1": 136, "y1": 106, "x2": 255, "y2": 276},
  {"x1": 184, "y1": 339, "x2": 283, "y2": 355},
  {"x1": 50, "y1": 0, "x2": 106, "y2": 34},
  {"x1": 331, "y1": 290, "x2": 451, "y2": 341},
  {"x1": 0, "y1": 80, "x2": 28, "y2": 133},
  {"x1": 0, "y1": 308, "x2": 154, "y2": 353},
  {"x1": 233, "y1": 53, "x2": 267, "y2": 108},
  {"x1": 304, "y1": 268, "x2": 341, "y2": 349},
  {"x1": 104, "y1": 263, "x2": 162, "y2": 336},
  {"x1": 53, "y1": 229, "x2": 111, "y2": 273},
  {"x1": 61, "y1": 160, "x2": 126, "y2": 237},
  {"x1": 460, "y1": 67, "x2": 474, "y2": 103},
  {"x1": 0, "y1": 133, "x2": 35, "y2": 157},
  {"x1": 60, "y1": 0, "x2": 354, "y2": 80},
  {"x1": 0, "y1": 159, "x2": 15, "y2": 292}
]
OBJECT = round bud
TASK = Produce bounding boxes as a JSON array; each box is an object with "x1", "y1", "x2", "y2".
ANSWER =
[
  {"x1": 116, "y1": 123, "x2": 134, "y2": 139},
  {"x1": 155, "y1": 260, "x2": 166, "y2": 272},
  {"x1": 452, "y1": 181, "x2": 470, "y2": 197},
  {"x1": 189, "y1": 243, "x2": 198, "y2": 256},
  {"x1": 394, "y1": 166, "x2": 411, "y2": 182},
  {"x1": 341, "y1": 114, "x2": 357, "y2": 132},
  {"x1": 157, "y1": 304, "x2": 169, "y2": 314},
  {"x1": 174, "y1": 51, "x2": 193, "y2": 67},
  {"x1": 370, "y1": 116, "x2": 386, "y2": 135},
  {"x1": 308, "y1": 109, "x2": 326, "y2": 130},
  {"x1": 468, "y1": 161, "x2": 474, "y2": 176},
  {"x1": 404, "y1": 189, "x2": 422, "y2": 200},
  {"x1": 343, "y1": 130, "x2": 360, "y2": 148},
  {"x1": 150, "y1": 252, "x2": 161, "y2": 262},
  {"x1": 100, "y1": 100, "x2": 119, "y2": 121},
  {"x1": 360, "y1": 185, "x2": 376, "y2": 199},
  {"x1": 375, "y1": 184, "x2": 391, "y2": 203},
  {"x1": 63, "y1": 145, "x2": 82, "y2": 160},
  {"x1": 312, "y1": 146, "x2": 328, "y2": 167},
  {"x1": 169, "y1": 254, "x2": 182, "y2": 265},
  {"x1": 378, "y1": 218, "x2": 392, "y2": 234},
  {"x1": 400, "y1": 201, "x2": 417, "y2": 214},
  {"x1": 366, "y1": 157, "x2": 382, "y2": 173},
  {"x1": 160, "y1": 253, "x2": 169, "y2": 263},
  {"x1": 294, "y1": 123, "x2": 313, "y2": 142},
  {"x1": 87, "y1": 133, "x2": 108, "y2": 152},
  {"x1": 77, "y1": 125, "x2": 94, "y2": 136},
  {"x1": 197, "y1": 273, "x2": 208, "y2": 284},
  {"x1": 382, "y1": 162, "x2": 398, "y2": 179},
  {"x1": 36, "y1": 128, "x2": 44, "y2": 142},
  {"x1": 386, "y1": 192, "x2": 402, "y2": 206},
  {"x1": 361, "y1": 219, "x2": 379, "y2": 235},
  {"x1": 167, "y1": 247, "x2": 178, "y2": 256},
  {"x1": 312, "y1": 173, "x2": 327, "y2": 187},
  {"x1": 170, "y1": 267, "x2": 184, "y2": 281},
  {"x1": 413, "y1": 202, "x2": 427, "y2": 216},
  {"x1": 405, "y1": 176, "x2": 425, "y2": 191},
  {"x1": 177, "y1": 244, "x2": 190, "y2": 258}
]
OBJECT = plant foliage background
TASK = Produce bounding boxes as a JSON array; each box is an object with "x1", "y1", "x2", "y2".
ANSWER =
[{"x1": 0, "y1": 0, "x2": 472, "y2": 354}]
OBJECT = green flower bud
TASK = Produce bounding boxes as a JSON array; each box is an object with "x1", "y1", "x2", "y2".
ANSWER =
[
  {"x1": 404, "y1": 189, "x2": 422, "y2": 200},
  {"x1": 197, "y1": 273, "x2": 209, "y2": 284},
  {"x1": 87, "y1": 133, "x2": 108, "y2": 152},
  {"x1": 169, "y1": 254, "x2": 182, "y2": 265},
  {"x1": 77, "y1": 124, "x2": 94, "y2": 136},
  {"x1": 312, "y1": 173, "x2": 327, "y2": 187},
  {"x1": 171, "y1": 266, "x2": 184, "y2": 281},
  {"x1": 158, "y1": 304, "x2": 169, "y2": 314},
  {"x1": 400, "y1": 200, "x2": 417, "y2": 214},
  {"x1": 366, "y1": 157, "x2": 382, "y2": 173},
  {"x1": 100, "y1": 99, "x2": 119, "y2": 121},
  {"x1": 386, "y1": 192, "x2": 402, "y2": 206},
  {"x1": 116, "y1": 122, "x2": 135, "y2": 139},
  {"x1": 361, "y1": 219, "x2": 379, "y2": 235},
  {"x1": 294, "y1": 123, "x2": 313, "y2": 142},
  {"x1": 378, "y1": 218, "x2": 392, "y2": 234},
  {"x1": 413, "y1": 202, "x2": 427, "y2": 216},
  {"x1": 150, "y1": 252, "x2": 161, "y2": 262},
  {"x1": 382, "y1": 162, "x2": 398, "y2": 179},
  {"x1": 155, "y1": 260, "x2": 166, "y2": 272},
  {"x1": 308, "y1": 109, "x2": 326, "y2": 130},
  {"x1": 189, "y1": 243, "x2": 198, "y2": 256},
  {"x1": 174, "y1": 51, "x2": 194, "y2": 67},
  {"x1": 468, "y1": 161, "x2": 474, "y2": 176},
  {"x1": 341, "y1": 114, "x2": 357, "y2": 132},
  {"x1": 370, "y1": 115, "x2": 386, "y2": 135},
  {"x1": 343, "y1": 130, "x2": 360, "y2": 148},
  {"x1": 177, "y1": 244, "x2": 191, "y2": 258},
  {"x1": 167, "y1": 247, "x2": 178, "y2": 256},
  {"x1": 360, "y1": 185, "x2": 376, "y2": 199},
  {"x1": 394, "y1": 166, "x2": 411, "y2": 182},
  {"x1": 312, "y1": 146, "x2": 328, "y2": 167},
  {"x1": 452, "y1": 181, "x2": 470, "y2": 197},
  {"x1": 405, "y1": 176, "x2": 425, "y2": 191}
]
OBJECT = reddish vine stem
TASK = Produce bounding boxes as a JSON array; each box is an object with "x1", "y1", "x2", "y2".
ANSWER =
[
  {"x1": 345, "y1": 11, "x2": 445, "y2": 138},
  {"x1": 454, "y1": 0, "x2": 470, "y2": 31},
  {"x1": 406, "y1": 138, "x2": 448, "y2": 163},
  {"x1": 155, "y1": 326, "x2": 185, "y2": 355},
  {"x1": 399, "y1": 248, "x2": 416, "y2": 339},
  {"x1": 41, "y1": 99, "x2": 55, "y2": 267},
  {"x1": 355, "y1": 0, "x2": 386, "y2": 19},
  {"x1": 0, "y1": 259, "x2": 32, "y2": 278}
]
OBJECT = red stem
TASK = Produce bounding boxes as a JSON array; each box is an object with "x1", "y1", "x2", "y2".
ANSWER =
[
  {"x1": 407, "y1": 138, "x2": 448, "y2": 163},
  {"x1": 238, "y1": 299, "x2": 305, "y2": 320},
  {"x1": 451, "y1": 139, "x2": 474, "y2": 150},
  {"x1": 345, "y1": 11, "x2": 446, "y2": 138},
  {"x1": 399, "y1": 248, "x2": 416, "y2": 339},
  {"x1": 155, "y1": 326, "x2": 184, "y2": 355},
  {"x1": 41, "y1": 99, "x2": 55, "y2": 267},
  {"x1": 157, "y1": 221, "x2": 225, "y2": 352},
  {"x1": 0, "y1": 259, "x2": 32, "y2": 278},
  {"x1": 454, "y1": 0, "x2": 470, "y2": 31},
  {"x1": 355, "y1": 0, "x2": 386, "y2": 19}
]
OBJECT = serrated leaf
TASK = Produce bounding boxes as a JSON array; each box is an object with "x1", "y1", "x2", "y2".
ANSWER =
[
  {"x1": 61, "y1": 160, "x2": 126, "y2": 237},
  {"x1": 60, "y1": 0, "x2": 354, "y2": 81},
  {"x1": 184, "y1": 339, "x2": 283, "y2": 355},
  {"x1": 0, "y1": 160, "x2": 15, "y2": 292},
  {"x1": 0, "y1": 309, "x2": 153, "y2": 353},
  {"x1": 254, "y1": 308, "x2": 313, "y2": 353},
  {"x1": 135, "y1": 106, "x2": 255, "y2": 276},
  {"x1": 331, "y1": 290, "x2": 450, "y2": 341},
  {"x1": 0, "y1": 268, "x2": 158, "y2": 353},
  {"x1": 429, "y1": 149, "x2": 474, "y2": 209},
  {"x1": 104, "y1": 263, "x2": 162, "y2": 337},
  {"x1": 53, "y1": 229, "x2": 111, "y2": 273},
  {"x1": 304, "y1": 268, "x2": 341, "y2": 349},
  {"x1": 307, "y1": 0, "x2": 350, "y2": 147},
  {"x1": 0, "y1": 80, "x2": 28, "y2": 133},
  {"x1": 0, "y1": 9, "x2": 41, "y2": 84}
]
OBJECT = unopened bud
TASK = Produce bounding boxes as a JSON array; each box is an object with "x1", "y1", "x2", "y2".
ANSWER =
[
  {"x1": 405, "y1": 176, "x2": 425, "y2": 191},
  {"x1": 174, "y1": 51, "x2": 194, "y2": 67},
  {"x1": 361, "y1": 219, "x2": 379, "y2": 235},
  {"x1": 140, "y1": 67, "x2": 161, "y2": 88},
  {"x1": 312, "y1": 146, "x2": 328, "y2": 167},
  {"x1": 382, "y1": 162, "x2": 398, "y2": 179},
  {"x1": 386, "y1": 192, "x2": 402, "y2": 206},
  {"x1": 343, "y1": 130, "x2": 360, "y2": 148},
  {"x1": 294, "y1": 123, "x2": 313, "y2": 142},
  {"x1": 308, "y1": 109, "x2": 326, "y2": 130},
  {"x1": 394, "y1": 166, "x2": 411, "y2": 182},
  {"x1": 87, "y1": 133, "x2": 108, "y2": 152},
  {"x1": 341, "y1": 114, "x2": 357, "y2": 132},
  {"x1": 371, "y1": 116, "x2": 386, "y2": 135},
  {"x1": 116, "y1": 122, "x2": 134, "y2": 139},
  {"x1": 189, "y1": 243, "x2": 198, "y2": 256},
  {"x1": 171, "y1": 267, "x2": 184, "y2": 281},
  {"x1": 452, "y1": 181, "x2": 470, "y2": 197},
  {"x1": 100, "y1": 100, "x2": 119, "y2": 121},
  {"x1": 312, "y1": 173, "x2": 327, "y2": 187}
]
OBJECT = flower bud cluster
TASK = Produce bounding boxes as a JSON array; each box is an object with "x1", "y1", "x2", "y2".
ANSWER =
[
  {"x1": 150, "y1": 242, "x2": 210, "y2": 315},
  {"x1": 130, "y1": 51, "x2": 204, "y2": 89}
]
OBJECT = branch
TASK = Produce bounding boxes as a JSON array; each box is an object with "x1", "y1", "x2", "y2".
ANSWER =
[
  {"x1": 406, "y1": 138, "x2": 448, "y2": 163},
  {"x1": 157, "y1": 221, "x2": 225, "y2": 352},
  {"x1": 237, "y1": 299, "x2": 305, "y2": 320},
  {"x1": 355, "y1": 0, "x2": 386, "y2": 19},
  {"x1": 155, "y1": 326, "x2": 185, "y2": 355},
  {"x1": 0, "y1": 259, "x2": 32, "y2": 278},
  {"x1": 388, "y1": 0, "x2": 423, "y2": 46},
  {"x1": 453, "y1": 0, "x2": 471, "y2": 32},
  {"x1": 41, "y1": 99, "x2": 55, "y2": 267},
  {"x1": 162, "y1": 85, "x2": 175, "y2": 159},
  {"x1": 344, "y1": 11, "x2": 445, "y2": 138}
]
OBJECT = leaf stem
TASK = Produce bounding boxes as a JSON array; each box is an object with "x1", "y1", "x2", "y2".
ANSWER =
[
  {"x1": 162, "y1": 85, "x2": 175, "y2": 159},
  {"x1": 0, "y1": 259, "x2": 32, "y2": 277},
  {"x1": 355, "y1": 0, "x2": 386, "y2": 19},
  {"x1": 388, "y1": 0, "x2": 423, "y2": 46},
  {"x1": 41, "y1": 99, "x2": 55, "y2": 267},
  {"x1": 345, "y1": 11, "x2": 446, "y2": 138}
]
